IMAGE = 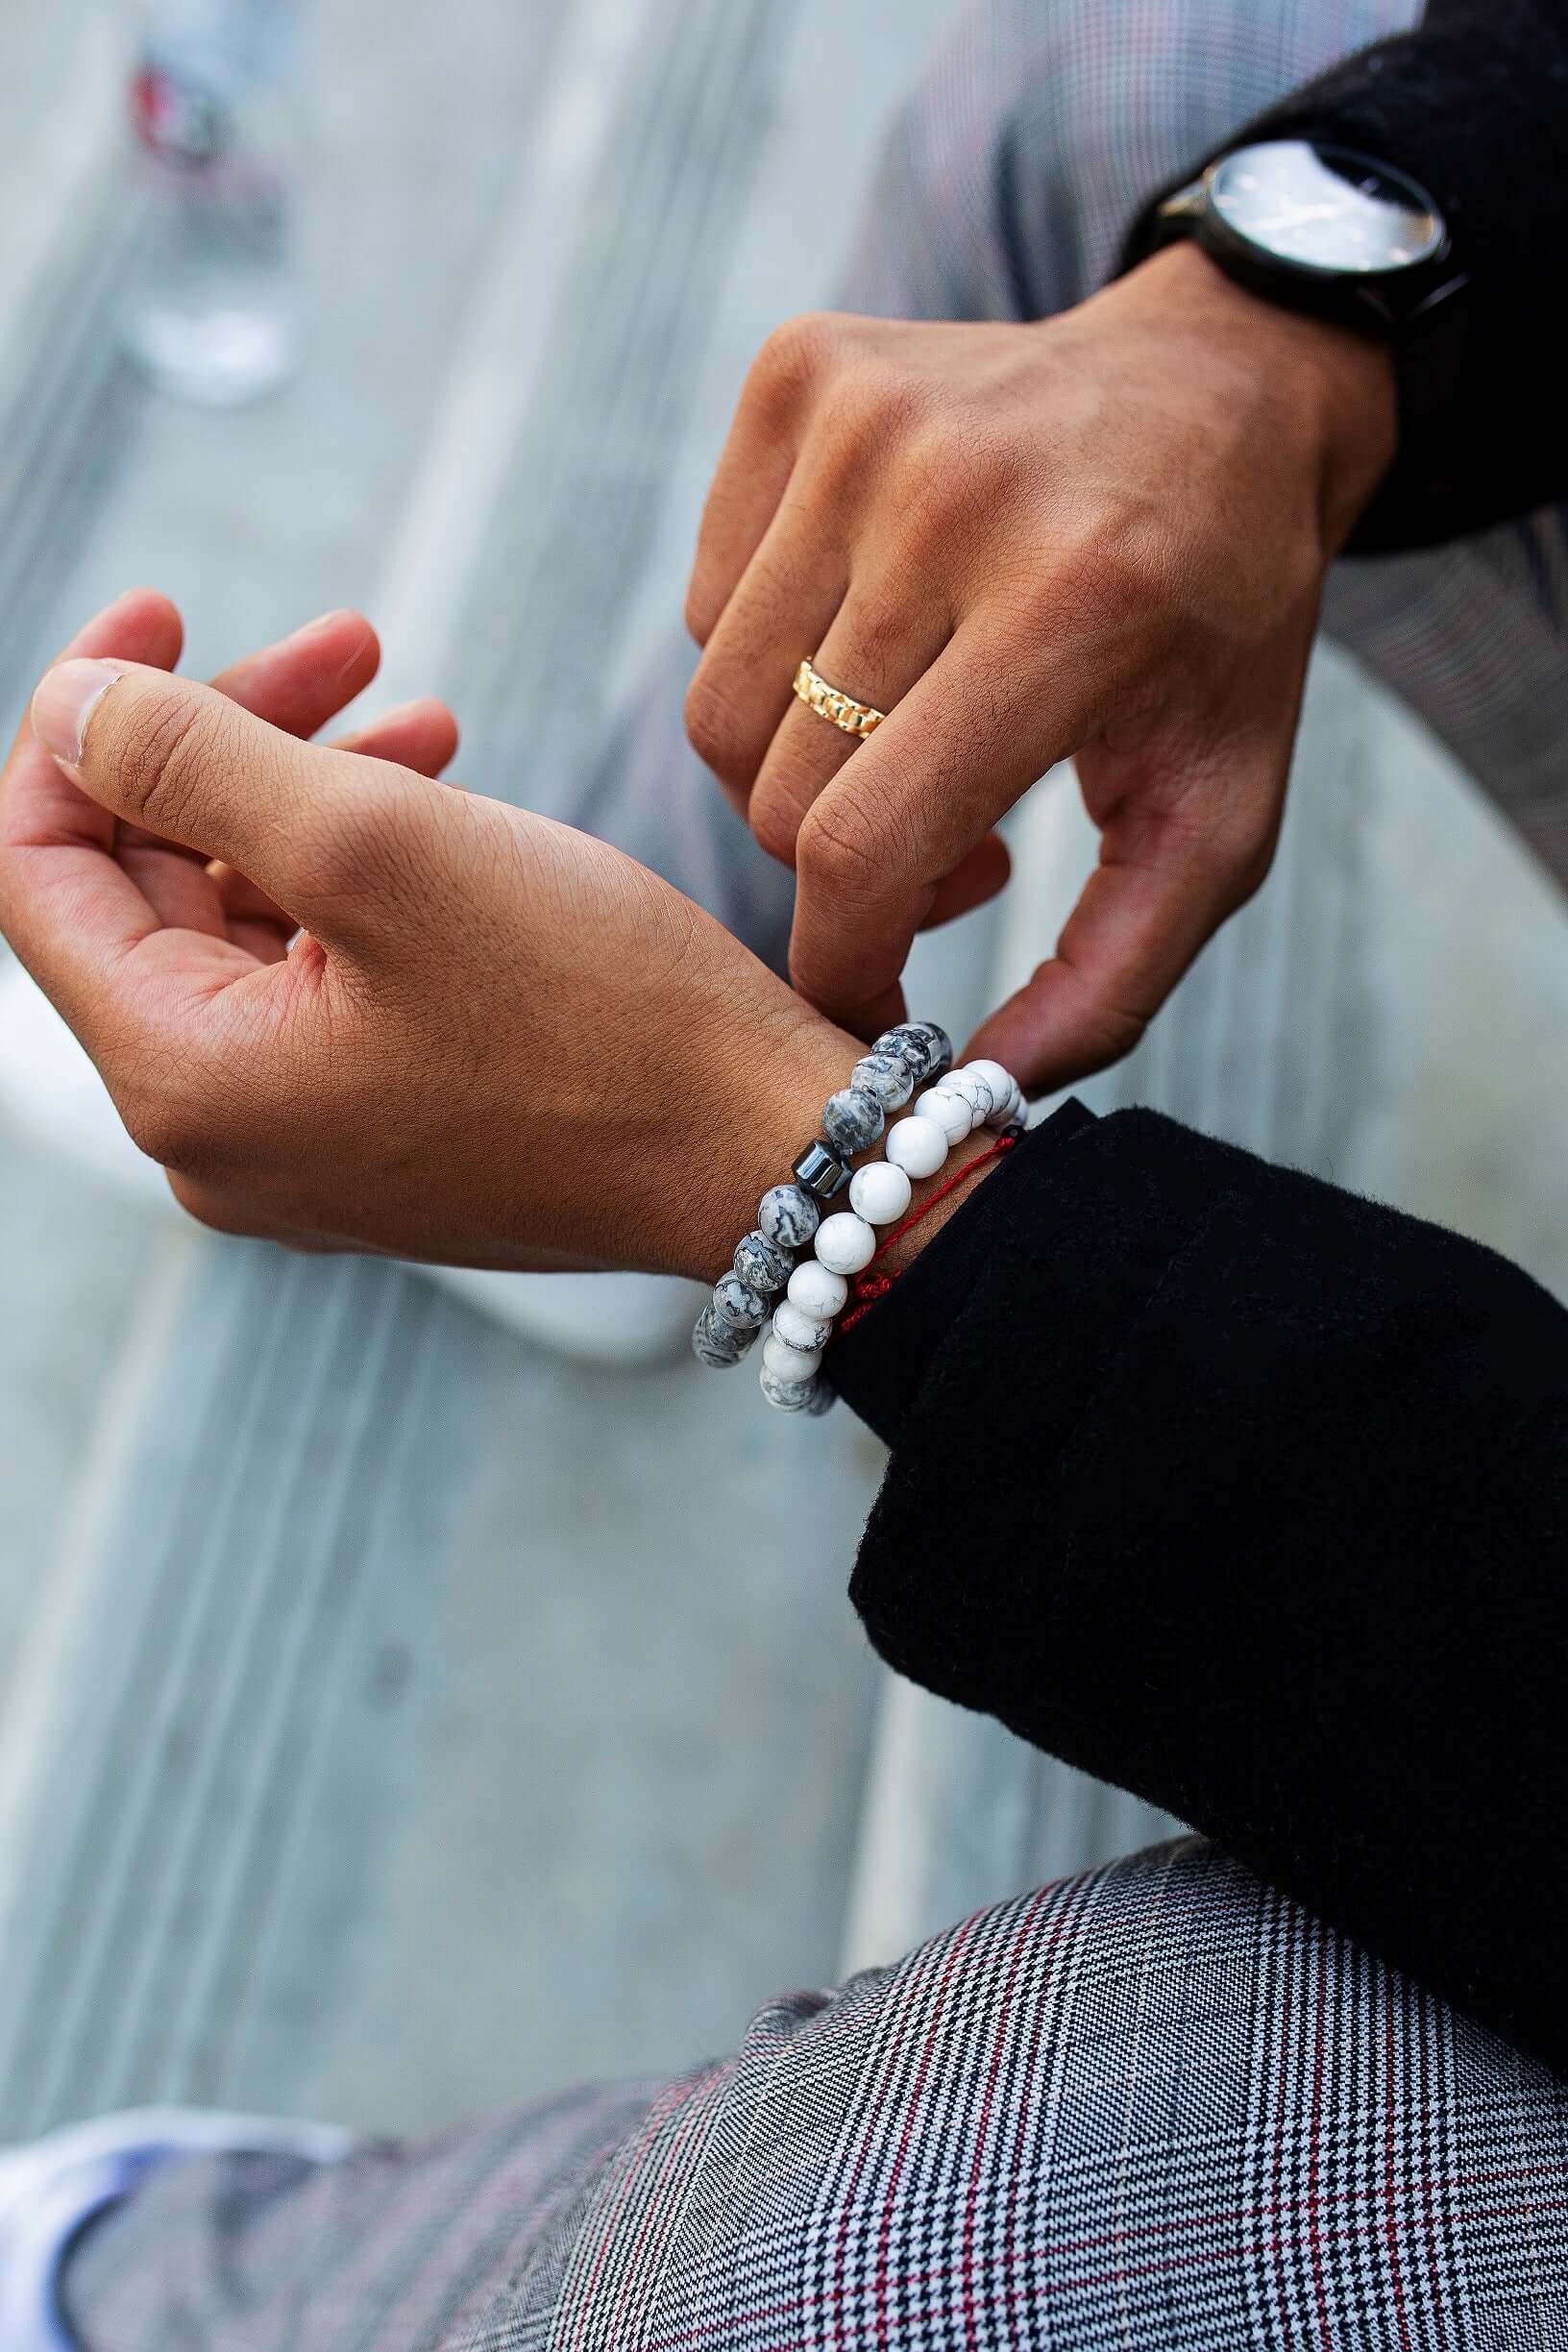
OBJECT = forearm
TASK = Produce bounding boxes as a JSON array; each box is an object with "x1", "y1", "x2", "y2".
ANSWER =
[
  {"x1": 829, "y1": 1104, "x2": 1568, "y2": 2070},
  {"x1": 1121, "y1": 0, "x2": 1568, "y2": 547}
]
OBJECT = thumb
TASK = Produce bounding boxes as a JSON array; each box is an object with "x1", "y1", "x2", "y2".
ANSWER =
[
  {"x1": 31, "y1": 657, "x2": 416, "y2": 946},
  {"x1": 967, "y1": 738, "x2": 1283, "y2": 1090}
]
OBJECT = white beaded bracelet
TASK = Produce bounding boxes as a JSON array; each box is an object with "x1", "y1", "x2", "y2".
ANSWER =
[{"x1": 757, "y1": 1041, "x2": 1023, "y2": 1417}]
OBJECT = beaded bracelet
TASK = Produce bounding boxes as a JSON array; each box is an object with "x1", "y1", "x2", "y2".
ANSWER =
[
  {"x1": 758, "y1": 1048, "x2": 1024, "y2": 1415},
  {"x1": 690, "y1": 1020, "x2": 953, "y2": 1374},
  {"x1": 692, "y1": 1021, "x2": 1025, "y2": 1418}
]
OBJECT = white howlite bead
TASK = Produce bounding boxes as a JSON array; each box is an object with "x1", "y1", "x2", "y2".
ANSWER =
[
  {"x1": 848, "y1": 1161, "x2": 913, "y2": 1226},
  {"x1": 943, "y1": 1068, "x2": 991, "y2": 1117},
  {"x1": 885, "y1": 1116, "x2": 947, "y2": 1179},
  {"x1": 966, "y1": 1059, "x2": 1015, "y2": 1110},
  {"x1": 763, "y1": 1331, "x2": 822, "y2": 1382},
  {"x1": 914, "y1": 1087, "x2": 972, "y2": 1144},
  {"x1": 787, "y1": 1260, "x2": 848, "y2": 1319},
  {"x1": 814, "y1": 1212, "x2": 877, "y2": 1275},
  {"x1": 773, "y1": 1298, "x2": 833, "y2": 1353}
]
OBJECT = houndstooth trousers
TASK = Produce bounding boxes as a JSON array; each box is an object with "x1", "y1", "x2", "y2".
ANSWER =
[{"x1": 63, "y1": 2, "x2": 1568, "y2": 2346}]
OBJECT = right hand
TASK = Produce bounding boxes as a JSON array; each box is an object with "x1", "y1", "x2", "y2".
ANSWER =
[
  {"x1": 684, "y1": 242, "x2": 1397, "y2": 1087},
  {"x1": 0, "y1": 600, "x2": 857, "y2": 1281}
]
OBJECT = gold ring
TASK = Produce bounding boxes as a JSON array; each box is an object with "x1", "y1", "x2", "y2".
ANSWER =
[{"x1": 794, "y1": 657, "x2": 886, "y2": 740}]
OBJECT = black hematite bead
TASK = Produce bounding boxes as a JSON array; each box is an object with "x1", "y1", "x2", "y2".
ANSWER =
[{"x1": 792, "y1": 1139, "x2": 849, "y2": 1201}]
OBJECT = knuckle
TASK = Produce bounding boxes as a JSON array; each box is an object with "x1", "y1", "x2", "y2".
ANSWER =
[
  {"x1": 796, "y1": 793, "x2": 886, "y2": 900},
  {"x1": 683, "y1": 570, "x2": 719, "y2": 648},
  {"x1": 1066, "y1": 985, "x2": 1149, "y2": 1073},
  {"x1": 292, "y1": 764, "x2": 411, "y2": 905},
  {"x1": 1017, "y1": 524, "x2": 1172, "y2": 647},
  {"x1": 683, "y1": 671, "x2": 753, "y2": 787},
  {"x1": 115, "y1": 696, "x2": 219, "y2": 841},
  {"x1": 748, "y1": 778, "x2": 809, "y2": 870},
  {"x1": 809, "y1": 360, "x2": 919, "y2": 485},
  {"x1": 751, "y1": 310, "x2": 840, "y2": 410},
  {"x1": 1089, "y1": 998, "x2": 1149, "y2": 1064},
  {"x1": 838, "y1": 590, "x2": 909, "y2": 674}
]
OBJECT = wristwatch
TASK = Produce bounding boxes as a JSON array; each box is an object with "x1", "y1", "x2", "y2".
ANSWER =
[{"x1": 1147, "y1": 139, "x2": 1470, "y2": 438}]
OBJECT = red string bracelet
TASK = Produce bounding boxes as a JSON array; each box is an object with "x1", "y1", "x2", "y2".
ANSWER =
[{"x1": 836, "y1": 1134, "x2": 1017, "y2": 1336}]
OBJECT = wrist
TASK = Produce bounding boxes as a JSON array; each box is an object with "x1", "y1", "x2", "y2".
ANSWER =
[
  {"x1": 1128, "y1": 242, "x2": 1397, "y2": 550},
  {"x1": 678, "y1": 1002, "x2": 1009, "y2": 1288}
]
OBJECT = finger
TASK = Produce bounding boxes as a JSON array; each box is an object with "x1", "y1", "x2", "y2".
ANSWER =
[
  {"x1": 1, "y1": 589, "x2": 184, "y2": 842},
  {"x1": 684, "y1": 312, "x2": 846, "y2": 647},
  {"x1": 684, "y1": 497, "x2": 846, "y2": 815},
  {"x1": 785, "y1": 621, "x2": 1108, "y2": 1036},
  {"x1": 208, "y1": 607, "x2": 380, "y2": 739},
  {"x1": 332, "y1": 696, "x2": 459, "y2": 778},
  {"x1": 745, "y1": 578, "x2": 949, "y2": 870},
  {"x1": 209, "y1": 701, "x2": 460, "y2": 957},
  {"x1": 116, "y1": 611, "x2": 385, "y2": 934},
  {"x1": 967, "y1": 737, "x2": 1284, "y2": 1090},
  {"x1": 918, "y1": 830, "x2": 1011, "y2": 931},
  {"x1": 0, "y1": 593, "x2": 187, "y2": 1017},
  {"x1": 28, "y1": 659, "x2": 426, "y2": 952}
]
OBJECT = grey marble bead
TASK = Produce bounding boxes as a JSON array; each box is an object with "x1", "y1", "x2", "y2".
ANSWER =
[
  {"x1": 758, "y1": 1183, "x2": 821, "y2": 1250},
  {"x1": 712, "y1": 1272, "x2": 768, "y2": 1330},
  {"x1": 872, "y1": 1025, "x2": 938, "y2": 1083},
  {"x1": 734, "y1": 1228, "x2": 792, "y2": 1294},
  {"x1": 875, "y1": 1022, "x2": 953, "y2": 1086},
  {"x1": 850, "y1": 1052, "x2": 914, "y2": 1111},
  {"x1": 901, "y1": 1023, "x2": 953, "y2": 1083},
  {"x1": 871, "y1": 1025, "x2": 920, "y2": 1073},
  {"x1": 760, "y1": 1364, "x2": 818, "y2": 1412},
  {"x1": 822, "y1": 1087, "x2": 885, "y2": 1158},
  {"x1": 913, "y1": 1022, "x2": 954, "y2": 1082},
  {"x1": 691, "y1": 1306, "x2": 754, "y2": 1368}
]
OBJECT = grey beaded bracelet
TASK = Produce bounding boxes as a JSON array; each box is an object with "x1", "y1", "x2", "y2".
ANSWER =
[{"x1": 691, "y1": 1020, "x2": 953, "y2": 1373}]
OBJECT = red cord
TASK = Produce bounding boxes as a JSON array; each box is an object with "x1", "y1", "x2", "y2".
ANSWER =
[{"x1": 836, "y1": 1135, "x2": 1016, "y2": 1336}]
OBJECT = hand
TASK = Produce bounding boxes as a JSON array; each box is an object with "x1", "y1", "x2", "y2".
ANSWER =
[
  {"x1": 0, "y1": 596, "x2": 857, "y2": 1279},
  {"x1": 683, "y1": 242, "x2": 1397, "y2": 1087}
]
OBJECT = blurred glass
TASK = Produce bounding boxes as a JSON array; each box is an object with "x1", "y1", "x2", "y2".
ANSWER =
[{"x1": 121, "y1": 0, "x2": 300, "y2": 403}]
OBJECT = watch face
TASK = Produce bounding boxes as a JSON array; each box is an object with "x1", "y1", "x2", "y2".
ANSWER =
[{"x1": 1208, "y1": 141, "x2": 1443, "y2": 275}]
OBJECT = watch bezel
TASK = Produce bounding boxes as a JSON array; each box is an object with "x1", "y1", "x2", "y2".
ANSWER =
[{"x1": 1199, "y1": 141, "x2": 1448, "y2": 282}]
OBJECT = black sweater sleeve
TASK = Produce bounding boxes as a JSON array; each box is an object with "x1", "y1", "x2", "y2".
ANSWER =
[
  {"x1": 1119, "y1": 0, "x2": 1568, "y2": 551},
  {"x1": 829, "y1": 1102, "x2": 1568, "y2": 2072}
]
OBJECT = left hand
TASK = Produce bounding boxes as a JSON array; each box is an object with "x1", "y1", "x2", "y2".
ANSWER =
[{"x1": 0, "y1": 594, "x2": 857, "y2": 1279}]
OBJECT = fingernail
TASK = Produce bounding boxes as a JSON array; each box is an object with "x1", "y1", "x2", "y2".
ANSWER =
[{"x1": 31, "y1": 659, "x2": 126, "y2": 767}]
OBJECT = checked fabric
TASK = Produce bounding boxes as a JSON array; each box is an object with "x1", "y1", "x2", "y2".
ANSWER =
[{"x1": 67, "y1": 1840, "x2": 1568, "y2": 2347}]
